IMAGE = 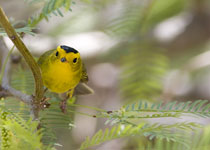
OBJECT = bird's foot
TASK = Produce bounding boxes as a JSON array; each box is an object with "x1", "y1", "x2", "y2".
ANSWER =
[{"x1": 60, "y1": 99, "x2": 67, "y2": 114}]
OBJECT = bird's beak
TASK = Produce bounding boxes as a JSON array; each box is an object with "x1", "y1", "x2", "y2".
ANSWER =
[{"x1": 60, "y1": 57, "x2": 67, "y2": 62}]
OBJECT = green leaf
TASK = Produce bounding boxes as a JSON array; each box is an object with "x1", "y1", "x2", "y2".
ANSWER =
[
  {"x1": 27, "y1": 0, "x2": 73, "y2": 27},
  {"x1": 188, "y1": 100, "x2": 202, "y2": 112},
  {"x1": 79, "y1": 122, "x2": 200, "y2": 150}
]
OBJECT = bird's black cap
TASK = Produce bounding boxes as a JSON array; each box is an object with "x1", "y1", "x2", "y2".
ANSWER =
[{"x1": 60, "y1": 45, "x2": 78, "y2": 53}]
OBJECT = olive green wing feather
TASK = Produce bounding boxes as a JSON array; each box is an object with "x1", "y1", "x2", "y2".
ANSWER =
[
  {"x1": 37, "y1": 49, "x2": 55, "y2": 66},
  {"x1": 74, "y1": 63, "x2": 94, "y2": 95},
  {"x1": 80, "y1": 63, "x2": 89, "y2": 83}
]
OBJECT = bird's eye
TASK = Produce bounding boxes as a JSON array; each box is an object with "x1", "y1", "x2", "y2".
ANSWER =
[
  {"x1": 73, "y1": 58, "x2": 77, "y2": 63},
  {"x1": 55, "y1": 51, "x2": 59, "y2": 56}
]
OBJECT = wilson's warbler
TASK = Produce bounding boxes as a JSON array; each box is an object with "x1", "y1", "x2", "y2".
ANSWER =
[{"x1": 38, "y1": 45, "x2": 92, "y2": 100}]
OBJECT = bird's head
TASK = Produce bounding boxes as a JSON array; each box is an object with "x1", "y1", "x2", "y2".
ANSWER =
[{"x1": 55, "y1": 45, "x2": 81, "y2": 66}]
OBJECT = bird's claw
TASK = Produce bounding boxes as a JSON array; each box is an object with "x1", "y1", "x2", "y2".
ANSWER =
[{"x1": 60, "y1": 99, "x2": 67, "y2": 114}]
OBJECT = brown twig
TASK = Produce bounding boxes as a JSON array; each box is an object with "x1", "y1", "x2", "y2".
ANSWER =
[{"x1": 0, "y1": 7, "x2": 44, "y2": 120}]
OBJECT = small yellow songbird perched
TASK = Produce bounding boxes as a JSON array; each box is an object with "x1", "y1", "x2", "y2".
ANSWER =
[{"x1": 38, "y1": 45, "x2": 92, "y2": 112}]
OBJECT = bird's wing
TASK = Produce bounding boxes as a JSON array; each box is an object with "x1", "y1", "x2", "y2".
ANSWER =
[
  {"x1": 37, "y1": 49, "x2": 55, "y2": 66},
  {"x1": 74, "y1": 63, "x2": 94, "y2": 95},
  {"x1": 80, "y1": 63, "x2": 89, "y2": 83}
]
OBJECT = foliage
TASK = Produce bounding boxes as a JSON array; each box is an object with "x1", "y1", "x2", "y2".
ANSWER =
[
  {"x1": 80, "y1": 99, "x2": 210, "y2": 149},
  {"x1": 141, "y1": 0, "x2": 187, "y2": 31},
  {"x1": 11, "y1": 67, "x2": 35, "y2": 95},
  {"x1": 104, "y1": 4, "x2": 144, "y2": 38},
  {"x1": 104, "y1": 0, "x2": 187, "y2": 37},
  {"x1": 1, "y1": 96, "x2": 73, "y2": 148},
  {"x1": 123, "y1": 100, "x2": 210, "y2": 117},
  {"x1": 102, "y1": 1, "x2": 173, "y2": 103},
  {"x1": 80, "y1": 122, "x2": 201, "y2": 150},
  {"x1": 120, "y1": 45, "x2": 168, "y2": 102},
  {"x1": 0, "y1": 105, "x2": 44, "y2": 150},
  {"x1": 97, "y1": 100, "x2": 210, "y2": 126},
  {"x1": 80, "y1": 123, "x2": 145, "y2": 150},
  {"x1": 135, "y1": 124, "x2": 210, "y2": 150},
  {"x1": 40, "y1": 100, "x2": 73, "y2": 146},
  {"x1": 0, "y1": 0, "x2": 74, "y2": 36},
  {"x1": 0, "y1": 26, "x2": 35, "y2": 36},
  {"x1": 27, "y1": 0, "x2": 74, "y2": 27},
  {"x1": 9, "y1": 68, "x2": 73, "y2": 147}
]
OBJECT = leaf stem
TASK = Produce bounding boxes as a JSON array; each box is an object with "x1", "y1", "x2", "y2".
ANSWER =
[
  {"x1": 69, "y1": 103, "x2": 107, "y2": 112},
  {"x1": 0, "y1": 45, "x2": 15, "y2": 84},
  {"x1": 68, "y1": 109, "x2": 95, "y2": 118}
]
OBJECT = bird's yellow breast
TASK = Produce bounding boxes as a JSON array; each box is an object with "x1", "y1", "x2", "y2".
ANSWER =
[{"x1": 41, "y1": 60, "x2": 81, "y2": 93}]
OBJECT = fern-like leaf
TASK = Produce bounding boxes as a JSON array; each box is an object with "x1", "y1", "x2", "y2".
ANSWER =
[
  {"x1": 98, "y1": 100, "x2": 209, "y2": 127},
  {"x1": 27, "y1": 0, "x2": 73, "y2": 27},
  {"x1": 11, "y1": 67, "x2": 35, "y2": 95},
  {"x1": 120, "y1": 46, "x2": 169, "y2": 102},
  {"x1": 137, "y1": 124, "x2": 210, "y2": 150},
  {"x1": 0, "y1": 26, "x2": 35, "y2": 36},
  {"x1": 80, "y1": 123, "x2": 145, "y2": 150},
  {"x1": 104, "y1": 0, "x2": 187, "y2": 37},
  {"x1": 124, "y1": 100, "x2": 210, "y2": 117},
  {"x1": 0, "y1": 106, "x2": 45, "y2": 150},
  {"x1": 80, "y1": 122, "x2": 200, "y2": 150}
]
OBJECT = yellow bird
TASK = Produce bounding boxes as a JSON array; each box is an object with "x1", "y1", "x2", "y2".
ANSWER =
[{"x1": 38, "y1": 45, "x2": 92, "y2": 111}]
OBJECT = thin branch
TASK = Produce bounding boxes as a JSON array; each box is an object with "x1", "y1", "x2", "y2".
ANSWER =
[
  {"x1": 0, "y1": 38, "x2": 33, "y2": 104},
  {"x1": 0, "y1": 7, "x2": 44, "y2": 103},
  {"x1": 0, "y1": 90, "x2": 11, "y2": 98},
  {"x1": 0, "y1": 7, "x2": 44, "y2": 119},
  {"x1": 0, "y1": 45, "x2": 14, "y2": 84}
]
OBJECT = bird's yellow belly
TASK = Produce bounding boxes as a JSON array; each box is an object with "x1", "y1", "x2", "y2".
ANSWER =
[{"x1": 42, "y1": 62, "x2": 80, "y2": 93}]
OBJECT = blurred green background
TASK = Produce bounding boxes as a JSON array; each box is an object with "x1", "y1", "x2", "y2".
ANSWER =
[{"x1": 0, "y1": 0, "x2": 210, "y2": 149}]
